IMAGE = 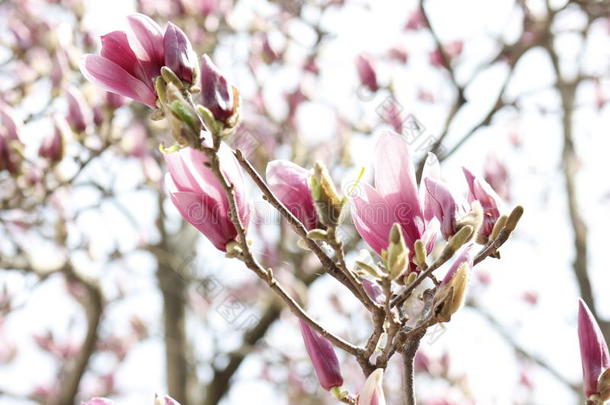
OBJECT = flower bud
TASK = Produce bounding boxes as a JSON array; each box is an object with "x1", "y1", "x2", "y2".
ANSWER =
[
  {"x1": 39, "y1": 116, "x2": 67, "y2": 164},
  {"x1": 356, "y1": 54, "x2": 379, "y2": 92},
  {"x1": 386, "y1": 223, "x2": 409, "y2": 280},
  {"x1": 154, "y1": 395, "x2": 181, "y2": 405},
  {"x1": 578, "y1": 299, "x2": 610, "y2": 399},
  {"x1": 199, "y1": 54, "x2": 239, "y2": 126},
  {"x1": 310, "y1": 161, "x2": 344, "y2": 227},
  {"x1": 434, "y1": 245, "x2": 473, "y2": 322},
  {"x1": 298, "y1": 319, "x2": 343, "y2": 391},
  {"x1": 266, "y1": 160, "x2": 318, "y2": 230},
  {"x1": 164, "y1": 144, "x2": 251, "y2": 251},
  {"x1": 163, "y1": 23, "x2": 198, "y2": 85},
  {"x1": 358, "y1": 369, "x2": 386, "y2": 405},
  {"x1": 0, "y1": 133, "x2": 21, "y2": 174},
  {"x1": 463, "y1": 168, "x2": 501, "y2": 243},
  {"x1": 65, "y1": 86, "x2": 91, "y2": 132}
]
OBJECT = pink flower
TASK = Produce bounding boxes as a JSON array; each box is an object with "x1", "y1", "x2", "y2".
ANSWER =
[
  {"x1": 463, "y1": 167, "x2": 500, "y2": 240},
  {"x1": 163, "y1": 23, "x2": 197, "y2": 84},
  {"x1": 164, "y1": 144, "x2": 251, "y2": 251},
  {"x1": 65, "y1": 86, "x2": 91, "y2": 132},
  {"x1": 578, "y1": 299, "x2": 610, "y2": 398},
  {"x1": 440, "y1": 244, "x2": 473, "y2": 286},
  {"x1": 423, "y1": 176, "x2": 457, "y2": 240},
  {"x1": 81, "y1": 14, "x2": 196, "y2": 108},
  {"x1": 266, "y1": 160, "x2": 318, "y2": 230},
  {"x1": 358, "y1": 368, "x2": 386, "y2": 405},
  {"x1": 39, "y1": 116, "x2": 67, "y2": 164},
  {"x1": 0, "y1": 102, "x2": 23, "y2": 142},
  {"x1": 356, "y1": 54, "x2": 379, "y2": 92},
  {"x1": 484, "y1": 155, "x2": 511, "y2": 201},
  {"x1": 200, "y1": 54, "x2": 237, "y2": 123},
  {"x1": 0, "y1": 135, "x2": 21, "y2": 175},
  {"x1": 298, "y1": 320, "x2": 343, "y2": 391},
  {"x1": 351, "y1": 131, "x2": 437, "y2": 256},
  {"x1": 404, "y1": 9, "x2": 426, "y2": 30}
]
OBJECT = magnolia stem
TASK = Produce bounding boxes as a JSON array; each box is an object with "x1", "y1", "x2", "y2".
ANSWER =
[{"x1": 402, "y1": 333, "x2": 423, "y2": 405}]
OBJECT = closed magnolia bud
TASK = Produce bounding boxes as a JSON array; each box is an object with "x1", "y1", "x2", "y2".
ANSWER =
[
  {"x1": 163, "y1": 23, "x2": 198, "y2": 85},
  {"x1": 154, "y1": 395, "x2": 181, "y2": 405},
  {"x1": 578, "y1": 299, "x2": 610, "y2": 400},
  {"x1": 65, "y1": 86, "x2": 91, "y2": 132},
  {"x1": 199, "y1": 54, "x2": 239, "y2": 126},
  {"x1": 386, "y1": 223, "x2": 409, "y2": 280},
  {"x1": 299, "y1": 320, "x2": 344, "y2": 391},
  {"x1": 39, "y1": 116, "x2": 67, "y2": 164},
  {"x1": 434, "y1": 245, "x2": 473, "y2": 322},
  {"x1": 310, "y1": 161, "x2": 344, "y2": 227},
  {"x1": 359, "y1": 368, "x2": 386, "y2": 405},
  {"x1": 0, "y1": 133, "x2": 21, "y2": 174},
  {"x1": 266, "y1": 160, "x2": 318, "y2": 230},
  {"x1": 356, "y1": 54, "x2": 379, "y2": 92}
]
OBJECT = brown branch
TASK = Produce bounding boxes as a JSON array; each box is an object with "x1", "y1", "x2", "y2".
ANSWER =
[
  {"x1": 202, "y1": 145, "x2": 362, "y2": 358},
  {"x1": 402, "y1": 332, "x2": 425, "y2": 405},
  {"x1": 55, "y1": 266, "x2": 104, "y2": 405}
]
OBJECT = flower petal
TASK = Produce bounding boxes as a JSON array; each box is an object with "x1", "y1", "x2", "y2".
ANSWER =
[
  {"x1": 375, "y1": 131, "x2": 423, "y2": 245},
  {"x1": 351, "y1": 182, "x2": 395, "y2": 254},
  {"x1": 80, "y1": 55, "x2": 156, "y2": 107}
]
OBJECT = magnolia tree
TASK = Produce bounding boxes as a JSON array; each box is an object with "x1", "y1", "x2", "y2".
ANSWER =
[{"x1": 1, "y1": 0, "x2": 610, "y2": 404}]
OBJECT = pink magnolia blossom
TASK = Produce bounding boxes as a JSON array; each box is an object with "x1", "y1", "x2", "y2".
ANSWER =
[
  {"x1": 65, "y1": 86, "x2": 91, "y2": 132},
  {"x1": 81, "y1": 14, "x2": 196, "y2": 107},
  {"x1": 200, "y1": 54, "x2": 237, "y2": 123},
  {"x1": 298, "y1": 319, "x2": 343, "y2": 391},
  {"x1": 356, "y1": 54, "x2": 379, "y2": 92},
  {"x1": 404, "y1": 9, "x2": 426, "y2": 30},
  {"x1": 358, "y1": 368, "x2": 386, "y2": 405},
  {"x1": 0, "y1": 102, "x2": 23, "y2": 141},
  {"x1": 423, "y1": 176, "x2": 458, "y2": 240},
  {"x1": 39, "y1": 116, "x2": 67, "y2": 163},
  {"x1": 578, "y1": 299, "x2": 610, "y2": 398},
  {"x1": 266, "y1": 160, "x2": 318, "y2": 230},
  {"x1": 440, "y1": 244, "x2": 474, "y2": 286},
  {"x1": 463, "y1": 167, "x2": 501, "y2": 240},
  {"x1": 350, "y1": 131, "x2": 437, "y2": 257},
  {"x1": 164, "y1": 144, "x2": 251, "y2": 251}
]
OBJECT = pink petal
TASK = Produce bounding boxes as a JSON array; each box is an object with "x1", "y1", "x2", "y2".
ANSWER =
[
  {"x1": 100, "y1": 31, "x2": 148, "y2": 85},
  {"x1": 351, "y1": 183, "x2": 395, "y2": 254},
  {"x1": 375, "y1": 131, "x2": 422, "y2": 245},
  {"x1": 80, "y1": 55, "x2": 156, "y2": 107},
  {"x1": 578, "y1": 299, "x2": 610, "y2": 397},
  {"x1": 127, "y1": 14, "x2": 164, "y2": 64},
  {"x1": 266, "y1": 160, "x2": 317, "y2": 230},
  {"x1": 424, "y1": 177, "x2": 456, "y2": 239}
]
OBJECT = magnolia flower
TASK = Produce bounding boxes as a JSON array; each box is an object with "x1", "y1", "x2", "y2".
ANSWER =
[
  {"x1": 351, "y1": 131, "x2": 437, "y2": 258},
  {"x1": 266, "y1": 160, "x2": 318, "y2": 230},
  {"x1": 164, "y1": 144, "x2": 251, "y2": 251},
  {"x1": 433, "y1": 245, "x2": 473, "y2": 322},
  {"x1": 423, "y1": 177, "x2": 458, "y2": 240},
  {"x1": 200, "y1": 54, "x2": 238, "y2": 124},
  {"x1": 81, "y1": 14, "x2": 197, "y2": 107},
  {"x1": 39, "y1": 116, "x2": 67, "y2": 164},
  {"x1": 578, "y1": 299, "x2": 610, "y2": 401},
  {"x1": 359, "y1": 368, "x2": 386, "y2": 405},
  {"x1": 65, "y1": 86, "x2": 91, "y2": 132},
  {"x1": 463, "y1": 167, "x2": 500, "y2": 242},
  {"x1": 356, "y1": 54, "x2": 379, "y2": 93},
  {"x1": 0, "y1": 102, "x2": 23, "y2": 141},
  {"x1": 404, "y1": 9, "x2": 426, "y2": 30},
  {"x1": 299, "y1": 320, "x2": 343, "y2": 391}
]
